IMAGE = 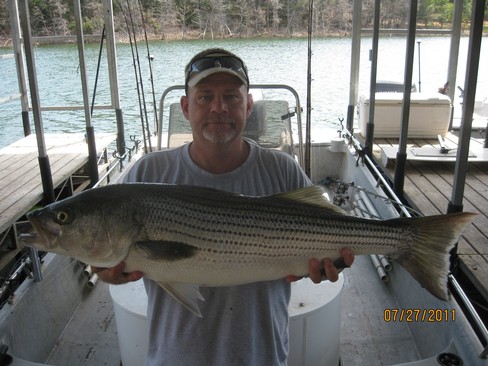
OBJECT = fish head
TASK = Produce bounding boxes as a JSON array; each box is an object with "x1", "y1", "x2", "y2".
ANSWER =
[{"x1": 20, "y1": 189, "x2": 143, "y2": 267}]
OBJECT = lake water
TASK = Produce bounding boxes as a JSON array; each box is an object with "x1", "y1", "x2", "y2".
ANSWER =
[{"x1": 1, "y1": 36, "x2": 487, "y2": 149}]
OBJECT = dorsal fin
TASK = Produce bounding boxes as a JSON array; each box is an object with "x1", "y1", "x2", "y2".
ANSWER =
[{"x1": 269, "y1": 186, "x2": 348, "y2": 215}]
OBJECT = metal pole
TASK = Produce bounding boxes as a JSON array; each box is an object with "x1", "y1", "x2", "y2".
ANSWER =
[
  {"x1": 365, "y1": 0, "x2": 381, "y2": 157},
  {"x1": 7, "y1": 0, "x2": 30, "y2": 137},
  {"x1": 103, "y1": 0, "x2": 126, "y2": 159},
  {"x1": 346, "y1": 0, "x2": 362, "y2": 132},
  {"x1": 393, "y1": 0, "x2": 418, "y2": 197},
  {"x1": 447, "y1": 0, "x2": 463, "y2": 130},
  {"x1": 448, "y1": 0, "x2": 485, "y2": 213},
  {"x1": 17, "y1": 0, "x2": 54, "y2": 205},
  {"x1": 417, "y1": 41, "x2": 421, "y2": 92},
  {"x1": 17, "y1": 0, "x2": 50, "y2": 283},
  {"x1": 73, "y1": 0, "x2": 99, "y2": 187}
]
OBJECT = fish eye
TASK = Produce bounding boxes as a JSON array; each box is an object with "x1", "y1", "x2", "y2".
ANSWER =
[{"x1": 56, "y1": 211, "x2": 70, "y2": 223}]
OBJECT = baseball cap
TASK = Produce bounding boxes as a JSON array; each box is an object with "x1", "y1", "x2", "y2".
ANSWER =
[{"x1": 184, "y1": 48, "x2": 249, "y2": 93}]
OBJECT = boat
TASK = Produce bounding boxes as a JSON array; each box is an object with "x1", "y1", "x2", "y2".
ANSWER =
[{"x1": 0, "y1": 0, "x2": 487, "y2": 365}]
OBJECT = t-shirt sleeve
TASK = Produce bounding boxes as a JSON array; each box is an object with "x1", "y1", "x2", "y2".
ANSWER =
[{"x1": 257, "y1": 148, "x2": 312, "y2": 191}]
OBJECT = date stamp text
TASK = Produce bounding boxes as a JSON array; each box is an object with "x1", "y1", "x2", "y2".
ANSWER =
[{"x1": 384, "y1": 308, "x2": 455, "y2": 322}]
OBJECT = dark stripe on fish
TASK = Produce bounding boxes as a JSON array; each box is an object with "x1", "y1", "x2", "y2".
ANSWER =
[{"x1": 135, "y1": 241, "x2": 198, "y2": 261}]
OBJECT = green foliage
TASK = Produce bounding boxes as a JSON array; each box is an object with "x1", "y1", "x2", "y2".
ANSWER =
[{"x1": 0, "y1": 0, "x2": 486, "y2": 39}]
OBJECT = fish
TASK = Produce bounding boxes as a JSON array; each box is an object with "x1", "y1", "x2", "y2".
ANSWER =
[{"x1": 20, "y1": 183, "x2": 476, "y2": 317}]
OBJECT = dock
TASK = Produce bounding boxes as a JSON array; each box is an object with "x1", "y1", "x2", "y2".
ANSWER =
[
  {"x1": 0, "y1": 133, "x2": 115, "y2": 266},
  {"x1": 372, "y1": 131, "x2": 488, "y2": 303}
]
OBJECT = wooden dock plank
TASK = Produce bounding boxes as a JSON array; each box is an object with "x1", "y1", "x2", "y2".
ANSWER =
[
  {"x1": 378, "y1": 132, "x2": 488, "y2": 166},
  {"x1": 458, "y1": 254, "x2": 488, "y2": 300},
  {"x1": 396, "y1": 161, "x2": 488, "y2": 255},
  {"x1": 435, "y1": 164, "x2": 488, "y2": 249},
  {"x1": 0, "y1": 152, "x2": 87, "y2": 224},
  {"x1": 0, "y1": 133, "x2": 115, "y2": 235},
  {"x1": 0, "y1": 153, "x2": 40, "y2": 190},
  {"x1": 374, "y1": 133, "x2": 488, "y2": 301}
]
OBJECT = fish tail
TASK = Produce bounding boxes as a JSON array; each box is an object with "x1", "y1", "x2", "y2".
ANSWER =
[{"x1": 393, "y1": 212, "x2": 477, "y2": 301}]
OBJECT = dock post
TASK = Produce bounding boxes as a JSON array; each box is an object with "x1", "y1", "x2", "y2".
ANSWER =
[
  {"x1": 394, "y1": 0, "x2": 418, "y2": 198},
  {"x1": 7, "y1": 0, "x2": 31, "y2": 137},
  {"x1": 450, "y1": 0, "x2": 485, "y2": 213},
  {"x1": 73, "y1": 0, "x2": 99, "y2": 187},
  {"x1": 346, "y1": 0, "x2": 362, "y2": 133},
  {"x1": 365, "y1": 0, "x2": 381, "y2": 158},
  {"x1": 484, "y1": 122, "x2": 488, "y2": 149},
  {"x1": 104, "y1": 0, "x2": 126, "y2": 159},
  {"x1": 18, "y1": 0, "x2": 53, "y2": 282}
]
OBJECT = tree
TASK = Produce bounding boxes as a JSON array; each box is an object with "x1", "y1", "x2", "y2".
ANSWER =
[
  {"x1": 173, "y1": 0, "x2": 199, "y2": 36},
  {"x1": 0, "y1": 0, "x2": 485, "y2": 41}
]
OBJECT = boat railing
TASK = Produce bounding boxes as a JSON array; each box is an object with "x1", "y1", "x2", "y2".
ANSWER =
[
  {"x1": 343, "y1": 128, "x2": 488, "y2": 359},
  {"x1": 449, "y1": 273, "x2": 488, "y2": 359}
]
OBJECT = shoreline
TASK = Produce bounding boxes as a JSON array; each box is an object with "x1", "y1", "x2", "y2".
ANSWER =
[
  {"x1": 0, "y1": 31, "x2": 344, "y2": 47},
  {"x1": 0, "y1": 27, "x2": 477, "y2": 48}
]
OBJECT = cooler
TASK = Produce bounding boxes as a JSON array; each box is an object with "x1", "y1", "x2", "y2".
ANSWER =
[{"x1": 358, "y1": 93, "x2": 451, "y2": 138}]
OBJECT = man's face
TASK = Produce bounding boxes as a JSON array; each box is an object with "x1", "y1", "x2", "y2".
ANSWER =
[{"x1": 181, "y1": 73, "x2": 253, "y2": 145}]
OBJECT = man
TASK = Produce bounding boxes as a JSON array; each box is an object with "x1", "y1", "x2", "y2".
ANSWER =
[{"x1": 95, "y1": 48, "x2": 354, "y2": 365}]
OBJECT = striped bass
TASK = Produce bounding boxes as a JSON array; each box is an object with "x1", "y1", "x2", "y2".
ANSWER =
[{"x1": 20, "y1": 183, "x2": 476, "y2": 317}]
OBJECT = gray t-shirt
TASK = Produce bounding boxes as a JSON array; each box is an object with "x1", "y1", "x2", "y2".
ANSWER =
[{"x1": 124, "y1": 139, "x2": 311, "y2": 366}]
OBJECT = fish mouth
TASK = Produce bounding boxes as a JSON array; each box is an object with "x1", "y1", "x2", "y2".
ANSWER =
[{"x1": 19, "y1": 211, "x2": 62, "y2": 250}]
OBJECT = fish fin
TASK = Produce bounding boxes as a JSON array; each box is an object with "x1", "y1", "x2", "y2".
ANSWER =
[
  {"x1": 270, "y1": 186, "x2": 348, "y2": 215},
  {"x1": 392, "y1": 212, "x2": 477, "y2": 300},
  {"x1": 158, "y1": 282, "x2": 205, "y2": 318},
  {"x1": 134, "y1": 241, "x2": 198, "y2": 261}
]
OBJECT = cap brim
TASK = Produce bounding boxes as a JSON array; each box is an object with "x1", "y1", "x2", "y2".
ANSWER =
[{"x1": 187, "y1": 68, "x2": 248, "y2": 89}]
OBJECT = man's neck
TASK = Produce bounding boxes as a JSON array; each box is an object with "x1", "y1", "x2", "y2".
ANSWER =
[{"x1": 188, "y1": 139, "x2": 250, "y2": 174}]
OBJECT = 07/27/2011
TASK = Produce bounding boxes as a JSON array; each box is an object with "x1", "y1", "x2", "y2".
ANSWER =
[{"x1": 383, "y1": 308, "x2": 456, "y2": 322}]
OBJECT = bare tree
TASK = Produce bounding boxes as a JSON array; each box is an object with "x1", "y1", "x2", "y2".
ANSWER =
[{"x1": 0, "y1": 0, "x2": 480, "y2": 41}]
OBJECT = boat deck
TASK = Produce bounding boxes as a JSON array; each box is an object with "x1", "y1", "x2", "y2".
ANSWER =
[
  {"x1": 46, "y1": 280, "x2": 121, "y2": 366},
  {"x1": 371, "y1": 130, "x2": 488, "y2": 304},
  {"x1": 0, "y1": 133, "x2": 115, "y2": 265},
  {"x1": 7, "y1": 137, "x2": 486, "y2": 366},
  {"x1": 44, "y1": 256, "x2": 426, "y2": 366}
]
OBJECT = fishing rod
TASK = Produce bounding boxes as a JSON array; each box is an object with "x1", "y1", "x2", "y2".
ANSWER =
[
  {"x1": 126, "y1": 0, "x2": 153, "y2": 153},
  {"x1": 90, "y1": 25, "x2": 105, "y2": 117},
  {"x1": 118, "y1": 0, "x2": 151, "y2": 154},
  {"x1": 117, "y1": 0, "x2": 147, "y2": 154},
  {"x1": 322, "y1": 177, "x2": 422, "y2": 218},
  {"x1": 417, "y1": 41, "x2": 422, "y2": 92},
  {"x1": 137, "y1": 0, "x2": 159, "y2": 134},
  {"x1": 304, "y1": 0, "x2": 314, "y2": 178}
]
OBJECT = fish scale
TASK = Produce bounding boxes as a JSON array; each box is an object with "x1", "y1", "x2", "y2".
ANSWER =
[
  {"x1": 159, "y1": 192, "x2": 413, "y2": 258},
  {"x1": 21, "y1": 183, "x2": 476, "y2": 317}
]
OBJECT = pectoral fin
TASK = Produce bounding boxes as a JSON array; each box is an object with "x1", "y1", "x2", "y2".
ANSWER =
[
  {"x1": 134, "y1": 241, "x2": 198, "y2": 261},
  {"x1": 158, "y1": 282, "x2": 205, "y2": 318}
]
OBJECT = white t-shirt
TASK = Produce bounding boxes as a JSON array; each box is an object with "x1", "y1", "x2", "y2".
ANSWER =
[{"x1": 123, "y1": 139, "x2": 311, "y2": 366}]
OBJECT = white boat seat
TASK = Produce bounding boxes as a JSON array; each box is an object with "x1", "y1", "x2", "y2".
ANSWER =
[{"x1": 167, "y1": 99, "x2": 294, "y2": 155}]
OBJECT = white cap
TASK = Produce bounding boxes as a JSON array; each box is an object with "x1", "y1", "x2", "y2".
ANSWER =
[
  {"x1": 187, "y1": 66, "x2": 248, "y2": 89},
  {"x1": 185, "y1": 49, "x2": 249, "y2": 92}
]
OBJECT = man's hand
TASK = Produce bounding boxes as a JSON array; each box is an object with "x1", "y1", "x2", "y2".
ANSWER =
[
  {"x1": 91, "y1": 262, "x2": 143, "y2": 285},
  {"x1": 286, "y1": 248, "x2": 354, "y2": 283}
]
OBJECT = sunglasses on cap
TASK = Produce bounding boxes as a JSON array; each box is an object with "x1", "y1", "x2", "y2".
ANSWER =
[{"x1": 185, "y1": 55, "x2": 249, "y2": 89}]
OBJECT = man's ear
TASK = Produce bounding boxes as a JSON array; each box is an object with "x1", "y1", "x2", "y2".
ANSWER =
[
  {"x1": 246, "y1": 93, "x2": 254, "y2": 119},
  {"x1": 180, "y1": 95, "x2": 189, "y2": 120}
]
